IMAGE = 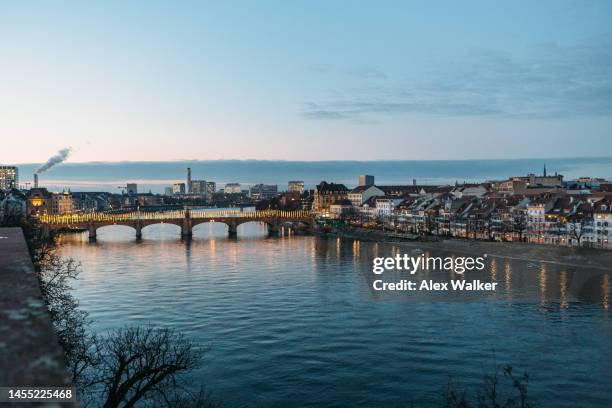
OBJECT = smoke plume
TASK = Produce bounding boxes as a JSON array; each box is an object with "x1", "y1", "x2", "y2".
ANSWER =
[{"x1": 36, "y1": 147, "x2": 72, "y2": 174}]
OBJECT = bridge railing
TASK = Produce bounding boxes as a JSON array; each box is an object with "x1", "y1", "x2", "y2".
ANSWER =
[{"x1": 39, "y1": 209, "x2": 313, "y2": 225}]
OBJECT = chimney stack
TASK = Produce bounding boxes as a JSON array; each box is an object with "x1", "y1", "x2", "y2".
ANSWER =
[{"x1": 34, "y1": 173, "x2": 38, "y2": 189}]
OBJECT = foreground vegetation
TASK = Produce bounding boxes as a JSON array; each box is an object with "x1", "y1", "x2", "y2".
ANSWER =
[
  {"x1": 19, "y1": 220, "x2": 216, "y2": 407},
  {"x1": 442, "y1": 365, "x2": 535, "y2": 408}
]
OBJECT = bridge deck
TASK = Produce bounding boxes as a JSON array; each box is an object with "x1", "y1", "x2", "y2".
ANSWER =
[{"x1": 40, "y1": 209, "x2": 313, "y2": 225}]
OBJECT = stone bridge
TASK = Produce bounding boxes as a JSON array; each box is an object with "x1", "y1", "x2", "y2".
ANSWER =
[{"x1": 40, "y1": 209, "x2": 314, "y2": 241}]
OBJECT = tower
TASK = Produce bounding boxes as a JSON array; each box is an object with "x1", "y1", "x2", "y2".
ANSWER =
[
  {"x1": 186, "y1": 167, "x2": 192, "y2": 194},
  {"x1": 359, "y1": 175, "x2": 374, "y2": 186}
]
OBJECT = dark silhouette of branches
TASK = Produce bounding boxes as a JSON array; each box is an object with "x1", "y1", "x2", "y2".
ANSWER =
[
  {"x1": 24, "y1": 223, "x2": 94, "y2": 384},
  {"x1": 442, "y1": 365, "x2": 535, "y2": 408},
  {"x1": 22, "y1": 222, "x2": 216, "y2": 407},
  {"x1": 78, "y1": 326, "x2": 215, "y2": 408}
]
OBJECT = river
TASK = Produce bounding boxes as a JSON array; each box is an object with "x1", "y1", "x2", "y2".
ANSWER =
[{"x1": 58, "y1": 223, "x2": 612, "y2": 407}]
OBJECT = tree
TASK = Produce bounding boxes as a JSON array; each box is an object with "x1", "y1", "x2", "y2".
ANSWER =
[
  {"x1": 567, "y1": 203, "x2": 594, "y2": 247},
  {"x1": 567, "y1": 220, "x2": 587, "y2": 247},
  {"x1": 24, "y1": 224, "x2": 94, "y2": 383},
  {"x1": 81, "y1": 326, "x2": 213, "y2": 408},
  {"x1": 23, "y1": 222, "x2": 215, "y2": 407},
  {"x1": 36, "y1": 250, "x2": 93, "y2": 383},
  {"x1": 512, "y1": 212, "x2": 527, "y2": 242},
  {"x1": 442, "y1": 365, "x2": 535, "y2": 408}
]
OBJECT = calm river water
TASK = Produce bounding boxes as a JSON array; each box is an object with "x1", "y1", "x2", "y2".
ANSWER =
[{"x1": 58, "y1": 223, "x2": 612, "y2": 407}]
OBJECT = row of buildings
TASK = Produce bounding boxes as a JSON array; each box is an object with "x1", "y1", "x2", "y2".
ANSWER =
[
  {"x1": 2, "y1": 163, "x2": 611, "y2": 248},
  {"x1": 167, "y1": 168, "x2": 305, "y2": 202},
  {"x1": 0, "y1": 165, "x2": 309, "y2": 217},
  {"x1": 312, "y1": 171, "x2": 612, "y2": 249}
]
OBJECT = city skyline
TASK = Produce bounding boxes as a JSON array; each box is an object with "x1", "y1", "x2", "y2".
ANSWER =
[
  {"x1": 2, "y1": 3, "x2": 612, "y2": 407},
  {"x1": 2, "y1": 0, "x2": 612, "y2": 163}
]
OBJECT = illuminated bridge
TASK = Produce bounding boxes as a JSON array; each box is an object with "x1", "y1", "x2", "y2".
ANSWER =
[{"x1": 39, "y1": 209, "x2": 314, "y2": 241}]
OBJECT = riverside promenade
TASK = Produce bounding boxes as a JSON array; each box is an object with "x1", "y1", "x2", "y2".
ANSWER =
[
  {"x1": 0, "y1": 227, "x2": 74, "y2": 406},
  {"x1": 322, "y1": 226, "x2": 612, "y2": 270}
]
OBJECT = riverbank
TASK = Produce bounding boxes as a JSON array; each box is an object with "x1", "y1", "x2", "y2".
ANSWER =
[
  {"x1": 0, "y1": 228, "x2": 74, "y2": 391},
  {"x1": 318, "y1": 227, "x2": 612, "y2": 271}
]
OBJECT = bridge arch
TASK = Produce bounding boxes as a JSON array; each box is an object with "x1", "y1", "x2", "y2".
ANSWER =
[
  {"x1": 140, "y1": 220, "x2": 183, "y2": 229},
  {"x1": 140, "y1": 222, "x2": 182, "y2": 238},
  {"x1": 191, "y1": 219, "x2": 230, "y2": 229},
  {"x1": 235, "y1": 220, "x2": 274, "y2": 237},
  {"x1": 191, "y1": 220, "x2": 231, "y2": 238},
  {"x1": 89, "y1": 223, "x2": 137, "y2": 241}
]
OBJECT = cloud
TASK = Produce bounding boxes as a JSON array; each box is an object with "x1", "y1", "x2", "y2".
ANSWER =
[
  {"x1": 301, "y1": 34, "x2": 612, "y2": 121},
  {"x1": 299, "y1": 103, "x2": 349, "y2": 120}
]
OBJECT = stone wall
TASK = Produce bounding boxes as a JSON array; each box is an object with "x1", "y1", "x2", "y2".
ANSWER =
[{"x1": 0, "y1": 227, "x2": 75, "y2": 405}]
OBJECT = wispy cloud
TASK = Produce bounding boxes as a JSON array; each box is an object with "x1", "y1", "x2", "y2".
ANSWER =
[
  {"x1": 299, "y1": 103, "x2": 351, "y2": 120},
  {"x1": 301, "y1": 34, "x2": 612, "y2": 121}
]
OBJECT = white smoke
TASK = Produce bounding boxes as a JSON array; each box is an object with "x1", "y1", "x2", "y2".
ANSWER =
[{"x1": 36, "y1": 147, "x2": 72, "y2": 174}]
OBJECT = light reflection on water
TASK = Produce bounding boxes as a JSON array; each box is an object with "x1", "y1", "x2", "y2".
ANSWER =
[{"x1": 58, "y1": 224, "x2": 612, "y2": 407}]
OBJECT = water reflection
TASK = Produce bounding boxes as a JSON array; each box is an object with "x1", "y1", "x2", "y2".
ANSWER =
[
  {"x1": 603, "y1": 274, "x2": 610, "y2": 311},
  {"x1": 490, "y1": 257, "x2": 497, "y2": 282},
  {"x1": 504, "y1": 261, "x2": 512, "y2": 300},
  {"x1": 57, "y1": 228, "x2": 612, "y2": 408},
  {"x1": 539, "y1": 264, "x2": 547, "y2": 306},
  {"x1": 560, "y1": 270, "x2": 568, "y2": 309},
  {"x1": 58, "y1": 230, "x2": 612, "y2": 309}
]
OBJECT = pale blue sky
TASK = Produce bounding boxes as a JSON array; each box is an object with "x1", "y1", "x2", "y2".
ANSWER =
[{"x1": 2, "y1": 0, "x2": 612, "y2": 163}]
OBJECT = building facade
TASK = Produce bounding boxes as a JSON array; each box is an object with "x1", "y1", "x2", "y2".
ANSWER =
[
  {"x1": 313, "y1": 181, "x2": 348, "y2": 215},
  {"x1": 206, "y1": 182, "x2": 216, "y2": 199},
  {"x1": 191, "y1": 180, "x2": 207, "y2": 196},
  {"x1": 50, "y1": 192, "x2": 75, "y2": 215},
  {"x1": 591, "y1": 201, "x2": 612, "y2": 248},
  {"x1": 173, "y1": 183, "x2": 186, "y2": 195},
  {"x1": 288, "y1": 181, "x2": 305, "y2": 193},
  {"x1": 250, "y1": 184, "x2": 279, "y2": 201},
  {"x1": 26, "y1": 188, "x2": 74, "y2": 215},
  {"x1": 0, "y1": 166, "x2": 18, "y2": 190},
  {"x1": 359, "y1": 175, "x2": 375, "y2": 187},
  {"x1": 224, "y1": 183, "x2": 241, "y2": 194},
  {"x1": 186, "y1": 167, "x2": 192, "y2": 194},
  {"x1": 126, "y1": 183, "x2": 138, "y2": 195},
  {"x1": 348, "y1": 185, "x2": 385, "y2": 207}
]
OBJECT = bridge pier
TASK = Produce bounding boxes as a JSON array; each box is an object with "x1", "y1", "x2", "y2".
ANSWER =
[
  {"x1": 135, "y1": 223, "x2": 142, "y2": 240},
  {"x1": 88, "y1": 225, "x2": 97, "y2": 242},
  {"x1": 181, "y1": 221, "x2": 192, "y2": 239},
  {"x1": 181, "y1": 209, "x2": 193, "y2": 239},
  {"x1": 181, "y1": 227, "x2": 192, "y2": 239},
  {"x1": 268, "y1": 222, "x2": 280, "y2": 237},
  {"x1": 228, "y1": 221, "x2": 238, "y2": 239}
]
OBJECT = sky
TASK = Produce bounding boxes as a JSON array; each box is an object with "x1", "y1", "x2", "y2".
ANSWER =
[{"x1": 1, "y1": 0, "x2": 612, "y2": 163}]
